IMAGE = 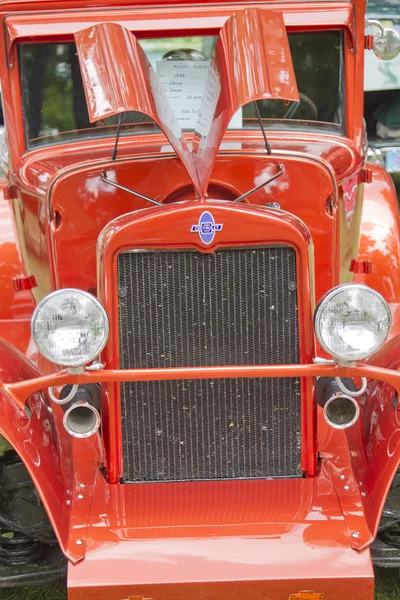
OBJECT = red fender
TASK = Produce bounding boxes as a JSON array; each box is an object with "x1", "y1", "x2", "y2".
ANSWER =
[
  {"x1": 322, "y1": 337, "x2": 400, "y2": 546},
  {"x1": 349, "y1": 164, "x2": 400, "y2": 539},
  {"x1": 0, "y1": 338, "x2": 103, "y2": 563},
  {"x1": 354, "y1": 163, "x2": 400, "y2": 303}
]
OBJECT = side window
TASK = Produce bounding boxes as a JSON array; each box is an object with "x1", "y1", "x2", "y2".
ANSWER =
[{"x1": 19, "y1": 44, "x2": 92, "y2": 144}]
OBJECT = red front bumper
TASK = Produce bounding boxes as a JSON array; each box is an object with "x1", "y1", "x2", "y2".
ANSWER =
[{"x1": 67, "y1": 465, "x2": 374, "y2": 600}]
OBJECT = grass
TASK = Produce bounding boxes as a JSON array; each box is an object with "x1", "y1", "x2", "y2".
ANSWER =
[
  {"x1": 0, "y1": 582, "x2": 66, "y2": 600},
  {"x1": 375, "y1": 569, "x2": 400, "y2": 600},
  {"x1": 0, "y1": 438, "x2": 11, "y2": 456}
]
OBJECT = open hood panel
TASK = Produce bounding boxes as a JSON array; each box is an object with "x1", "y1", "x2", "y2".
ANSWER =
[
  {"x1": 74, "y1": 22, "x2": 199, "y2": 192},
  {"x1": 192, "y1": 8, "x2": 299, "y2": 194},
  {"x1": 74, "y1": 8, "x2": 298, "y2": 197}
]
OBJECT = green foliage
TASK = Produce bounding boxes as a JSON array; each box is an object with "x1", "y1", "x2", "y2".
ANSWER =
[
  {"x1": 0, "y1": 582, "x2": 66, "y2": 600},
  {"x1": 375, "y1": 568, "x2": 400, "y2": 600},
  {"x1": 391, "y1": 172, "x2": 400, "y2": 193},
  {"x1": 40, "y1": 50, "x2": 75, "y2": 136},
  {"x1": 20, "y1": 43, "x2": 83, "y2": 143},
  {"x1": 0, "y1": 437, "x2": 11, "y2": 456}
]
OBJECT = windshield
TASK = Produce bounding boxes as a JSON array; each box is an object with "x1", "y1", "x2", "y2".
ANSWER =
[{"x1": 19, "y1": 31, "x2": 344, "y2": 149}]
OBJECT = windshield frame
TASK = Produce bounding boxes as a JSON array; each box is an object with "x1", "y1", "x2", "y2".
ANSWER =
[{"x1": 2, "y1": 2, "x2": 356, "y2": 164}]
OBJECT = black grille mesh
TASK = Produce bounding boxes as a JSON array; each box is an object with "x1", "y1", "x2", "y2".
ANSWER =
[{"x1": 118, "y1": 247, "x2": 301, "y2": 482}]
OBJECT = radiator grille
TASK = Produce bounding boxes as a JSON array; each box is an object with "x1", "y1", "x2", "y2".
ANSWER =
[{"x1": 118, "y1": 246, "x2": 301, "y2": 482}]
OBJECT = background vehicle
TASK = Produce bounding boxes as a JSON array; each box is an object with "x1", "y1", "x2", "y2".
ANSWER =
[
  {"x1": 0, "y1": 1, "x2": 400, "y2": 599},
  {"x1": 366, "y1": 0, "x2": 400, "y2": 173}
]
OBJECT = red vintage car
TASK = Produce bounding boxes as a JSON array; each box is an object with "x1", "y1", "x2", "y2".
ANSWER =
[{"x1": 0, "y1": 0, "x2": 399, "y2": 598}]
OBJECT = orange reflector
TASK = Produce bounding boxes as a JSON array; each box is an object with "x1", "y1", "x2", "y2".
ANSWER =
[{"x1": 290, "y1": 593, "x2": 324, "y2": 600}]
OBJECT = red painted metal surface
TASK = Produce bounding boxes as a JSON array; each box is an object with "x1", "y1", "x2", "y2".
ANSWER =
[
  {"x1": 15, "y1": 131, "x2": 361, "y2": 191},
  {"x1": 0, "y1": 339, "x2": 103, "y2": 563},
  {"x1": 1, "y1": 1, "x2": 356, "y2": 168},
  {"x1": 4, "y1": 3, "x2": 356, "y2": 50},
  {"x1": 75, "y1": 10, "x2": 298, "y2": 196},
  {"x1": 0, "y1": 182, "x2": 35, "y2": 354},
  {"x1": 191, "y1": 7, "x2": 299, "y2": 194},
  {"x1": 0, "y1": 0, "x2": 397, "y2": 598},
  {"x1": 75, "y1": 22, "x2": 198, "y2": 193},
  {"x1": 354, "y1": 163, "x2": 400, "y2": 303},
  {"x1": 7, "y1": 361, "x2": 400, "y2": 410},
  {"x1": 47, "y1": 151, "x2": 335, "y2": 305},
  {"x1": 0, "y1": 184, "x2": 35, "y2": 320},
  {"x1": 67, "y1": 468, "x2": 374, "y2": 600}
]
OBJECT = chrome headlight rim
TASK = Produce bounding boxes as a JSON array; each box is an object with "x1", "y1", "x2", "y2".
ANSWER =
[
  {"x1": 31, "y1": 288, "x2": 109, "y2": 368},
  {"x1": 314, "y1": 283, "x2": 392, "y2": 362}
]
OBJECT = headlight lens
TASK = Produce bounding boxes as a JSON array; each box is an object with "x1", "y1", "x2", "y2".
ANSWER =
[
  {"x1": 314, "y1": 284, "x2": 391, "y2": 361},
  {"x1": 31, "y1": 289, "x2": 109, "y2": 367}
]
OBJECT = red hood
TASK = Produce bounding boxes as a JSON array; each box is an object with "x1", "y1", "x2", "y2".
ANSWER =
[{"x1": 74, "y1": 8, "x2": 299, "y2": 197}]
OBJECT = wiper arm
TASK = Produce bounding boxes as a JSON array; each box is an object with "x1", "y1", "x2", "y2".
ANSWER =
[
  {"x1": 104, "y1": 113, "x2": 163, "y2": 207},
  {"x1": 111, "y1": 113, "x2": 123, "y2": 161},
  {"x1": 254, "y1": 101, "x2": 271, "y2": 154}
]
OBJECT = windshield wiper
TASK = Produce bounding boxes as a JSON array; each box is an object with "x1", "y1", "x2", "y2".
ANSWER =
[
  {"x1": 232, "y1": 102, "x2": 283, "y2": 203},
  {"x1": 111, "y1": 113, "x2": 123, "y2": 161},
  {"x1": 103, "y1": 112, "x2": 163, "y2": 207},
  {"x1": 106, "y1": 104, "x2": 278, "y2": 205},
  {"x1": 254, "y1": 101, "x2": 271, "y2": 154}
]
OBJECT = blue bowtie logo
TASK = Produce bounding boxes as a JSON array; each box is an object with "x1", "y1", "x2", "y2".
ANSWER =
[{"x1": 191, "y1": 211, "x2": 223, "y2": 245}]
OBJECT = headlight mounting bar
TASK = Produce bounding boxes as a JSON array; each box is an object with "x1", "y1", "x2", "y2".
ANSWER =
[{"x1": 2, "y1": 362, "x2": 400, "y2": 420}]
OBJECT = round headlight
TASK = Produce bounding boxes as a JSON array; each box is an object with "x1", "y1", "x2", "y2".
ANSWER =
[
  {"x1": 314, "y1": 284, "x2": 391, "y2": 362},
  {"x1": 31, "y1": 289, "x2": 109, "y2": 367}
]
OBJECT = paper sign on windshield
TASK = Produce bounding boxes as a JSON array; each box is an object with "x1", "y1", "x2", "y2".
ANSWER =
[
  {"x1": 156, "y1": 61, "x2": 208, "y2": 129},
  {"x1": 156, "y1": 60, "x2": 242, "y2": 131}
]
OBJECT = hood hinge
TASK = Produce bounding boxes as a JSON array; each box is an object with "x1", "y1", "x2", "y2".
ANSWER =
[
  {"x1": 359, "y1": 167, "x2": 373, "y2": 184},
  {"x1": 350, "y1": 259, "x2": 372, "y2": 274},
  {"x1": 13, "y1": 275, "x2": 37, "y2": 292},
  {"x1": 3, "y1": 185, "x2": 18, "y2": 200}
]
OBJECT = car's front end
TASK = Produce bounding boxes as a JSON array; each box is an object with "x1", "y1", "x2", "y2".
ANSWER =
[{"x1": 0, "y1": 0, "x2": 399, "y2": 598}]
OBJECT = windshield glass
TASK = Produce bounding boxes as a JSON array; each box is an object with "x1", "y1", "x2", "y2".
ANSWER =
[{"x1": 19, "y1": 31, "x2": 344, "y2": 149}]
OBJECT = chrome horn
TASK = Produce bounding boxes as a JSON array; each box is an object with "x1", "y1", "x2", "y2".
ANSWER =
[
  {"x1": 317, "y1": 378, "x2": 360, "y2": 430},
  {"x1": 58, "y1": 384, "x2": 101, "y2": 438},
  {"x1": 63, "y1": 401, "x2": 100, "y2": 438}
]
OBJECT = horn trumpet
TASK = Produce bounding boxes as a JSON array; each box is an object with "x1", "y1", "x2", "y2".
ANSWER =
[
  {"x1": 63, "y1": 400, "x2": 101, "y2": 438},
  {"x1": 317, "y1": 378, "x2": 360, "y2": 430},
  {"x1": 59, "y1": 384, "x2": 101, "y2": 438}
]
